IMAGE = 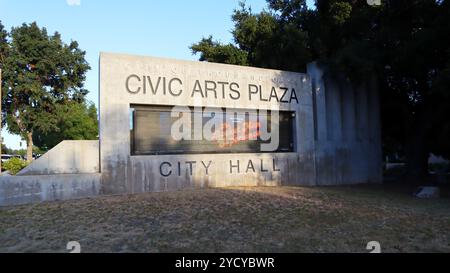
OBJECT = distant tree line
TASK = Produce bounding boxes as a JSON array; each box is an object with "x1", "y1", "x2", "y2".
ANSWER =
[
  {"x1": 1, "y1": 144, "x2": 27, "y2": 156},
  {"x1": 191, "y1": 0, "x2": 450, "y2": 182}
]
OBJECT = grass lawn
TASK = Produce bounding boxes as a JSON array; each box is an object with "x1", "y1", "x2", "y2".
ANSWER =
[{"x1": 0, "y1": 184, "x2": 449, "y2": 253}]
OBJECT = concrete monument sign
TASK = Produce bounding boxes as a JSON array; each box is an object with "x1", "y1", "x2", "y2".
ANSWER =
[
  {"x1": 0, "y1": 52, "x2": 382, "y2": 206},
  {"x1": 100, "y1": 52, "x2": 315, "y2": 194}
]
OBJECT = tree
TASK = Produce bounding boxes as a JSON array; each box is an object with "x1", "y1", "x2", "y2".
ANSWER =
[
  {"x1": 311, "y1": 0, "x2": 449, "y2": 180},
  {"x1": 376, "y1": 0, "x2": 450, "y2": 181},
  {"x1": 191, "y1": 0, "x2": 450, "y2": 182},
  {"x1": 33, "y1": 101, "x2": 98, "y2": 151},
  {"x1": 1, "y1": 22, "x2": 90, "y2": 162},
  {"x1": 1, "y1": 144, "x2": 13, "y2": 155},
  {"x1": 190, "y1": 36, "x2": 248, "y2": 65},
  {"x1": 190, "y1": 2, "x2": 312, "y2": 71},
  {"x1": 1, "y1": 22, "x2": 9, "y2": 169},
  {"x1": 0, "y1": 21, "x2": 8, "y2": 63}
]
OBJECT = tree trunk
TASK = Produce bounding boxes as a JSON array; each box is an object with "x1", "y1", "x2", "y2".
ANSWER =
[
  {"x1": 404, "y1": 133, "x2": 429, "y2": 184},
  {"x1": 404, "y1": 105, "x2": 434, "y2": 184},
  {"x1": 26, "y1": 131, "x2": 33, "y2": 163}
]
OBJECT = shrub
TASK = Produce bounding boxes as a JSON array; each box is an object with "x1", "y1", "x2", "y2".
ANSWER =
[{"x1": 3, "y1": 157, "x2": 29, "y2": 175}]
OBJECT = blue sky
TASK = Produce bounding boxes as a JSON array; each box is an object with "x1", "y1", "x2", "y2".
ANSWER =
[{"x1": 0, "y1": 0, "x2": 314, "y2": 150}]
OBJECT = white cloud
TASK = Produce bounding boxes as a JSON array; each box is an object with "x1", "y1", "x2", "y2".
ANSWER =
[{"x1": 66, "y1": 0, "x2": 81, "y2": 6}]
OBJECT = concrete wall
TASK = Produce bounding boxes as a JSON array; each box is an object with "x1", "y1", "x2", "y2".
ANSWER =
[
  {"x1": 0, "y1": 140, "x2": 100, "y2": 206},
  {"x1": 100, "y1": 52, "x2": 315, "y2": 195},
  {"x1": 307, "y1": 62, "x2": 382, "y2": 185},
  {"x1": 0, "y1": 53, "x2": 382, "y2": 206},
  {"x1": 18, "y1": 140, "x2": 99, "y2": 175},
  {"x1": 99, "y1": 52, "x2": 381, "y2": 196},
  {"x1": 0, "y1": 174, "x2": 101, "y2": 206}
]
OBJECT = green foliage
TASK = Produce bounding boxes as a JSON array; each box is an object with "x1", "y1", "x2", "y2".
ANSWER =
[
  {"x1": 0, "y1": 21, "x2": 90, "y2": 157},
  {"x1": 191, "y1": 1, "x2": 312, "y2": 72},
  {"x1": 0, "y1": 21, "x2": 8, "y2": 64},
  {"x1": 190, "y1": 36, "x2": 248, "y2": 65},
  {"x1": 1, "y1": 143, "x2": 40, "y2": 159},
  {"x1": 329, "y1": 1, "x2": 352, "y2": 25},
  {"x1": 16, "y1": 149, "x2": 26, "y2": 157},
  {"x1": 267, "y1": 0, "x2": 309, "y2": 20},
  {"x1": 1, "y1": 144, "x2": 28, "y2": 157},
  {"x1": 33, "y1": 101, "x2": 98, "y2": 151},
  {"x1": 3, "y1": 157, "x2": 28, "y2": 175},
  {"x1": 1, "y1": 144, "x2": 13, "y2": 155}
]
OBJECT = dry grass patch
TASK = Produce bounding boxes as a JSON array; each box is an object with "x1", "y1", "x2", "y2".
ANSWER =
[{"x1": 0, "y1": 184, "x2": 449, "y2": 252}]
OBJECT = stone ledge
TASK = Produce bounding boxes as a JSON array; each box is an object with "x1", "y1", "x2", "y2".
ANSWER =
[{"x1": 0, "y1": 173, "x2": 101, "y2": 206}]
